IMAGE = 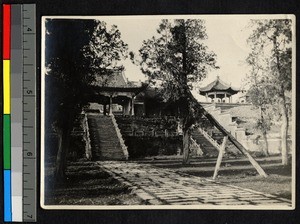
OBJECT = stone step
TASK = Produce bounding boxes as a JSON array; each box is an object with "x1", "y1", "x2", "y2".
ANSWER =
[
  {"x1": 94, "y1": 152, "x2": 124, "y2": 156},
  {"x1": 99, "y1": 141, "x2": 120, "y2": 146},
  {"x1": 98, "y1": 140, "x2": 120, "y2": 143},
  {"x1": 94, "y1": 155, "x2": 124, "y2": 160},
  {"x1": 96, "y1": 146, "x2": 121, "y2": 150},
  {"x1": 93, "y1": 150, "x2": 124, "y2": 154},
  {"x1": 87, "y1": 116, "x2": 126, "y2": 161},
  {"x1": 97, "y1": 133, "x2": 118, "y2": 136},
  {"x1": 96, "y1": 130, "x2": 118, "y2": 133},
  {"x1": 94, "y1": 128, "x2": 115, "y2": 132},
  {"x1": 192, "y1": 130, "x2": 220, "y2": 156},
  {"x1": 101, "y1": 151, "x2": 125, "y2": 156}
]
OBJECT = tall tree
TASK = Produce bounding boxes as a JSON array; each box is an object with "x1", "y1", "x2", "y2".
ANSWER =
[
  {"x1": 136, "y1": 19, "x2": 218, "y2": 164},
  {"x1": 245, "y1": 70, "x2": 271, "y2": 156},
  {"x1": 246, "y1": 19, "x2": 292, "y2": 165},
  {"x1": 45, "y1": 19, "x2": 128, "y2": 180}
]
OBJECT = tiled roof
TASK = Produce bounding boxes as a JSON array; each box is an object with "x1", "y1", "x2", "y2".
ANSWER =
[
  {"x1": 135, "y1": 86, "x2": 163, "y2": 101},
  {"x1": 107, "y1": 71, "x2": 128, "y2": 87},
  {"x1": 94, "y1": 70, "x2": 128, "y2": 87},
  {"x1": 199, "y1": 76, "x2": 239, "y2": 94}
]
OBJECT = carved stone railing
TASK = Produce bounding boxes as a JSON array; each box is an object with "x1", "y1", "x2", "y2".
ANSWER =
[
  {"x1": 110, "y1": 114, "x2": 129, "y2": 160},
  {"x1": 114, "y1": 116, "x2": 178, "y2": 137},
  {"x1": 197, "y1": 127, "x2": 221, "y2": 151},
  {"x1": 190, "y1": 136, "x2": 203, "y2": 156}
]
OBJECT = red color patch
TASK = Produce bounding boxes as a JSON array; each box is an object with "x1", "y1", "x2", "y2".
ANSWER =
[{"x1": 3, "y1": 4, "x2": 11, "y2": 60}]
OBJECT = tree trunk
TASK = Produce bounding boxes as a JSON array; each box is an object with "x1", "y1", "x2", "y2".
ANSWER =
[
  {"x1": 182, "y1": 128, "x2": 190, "y2": 164},
  {"x1": 280, "y1": 97, "x2": 289, "y2": 165},
  {"x1": 55, "y1": 129, "x2": 64, "y2": 181},
  {"x1": 259, "y1": 107, "x2": 269, "y2": 156},
  {"x1": 55, "y1": 111, "x2": 75, "y2": 182},
  {"x1": 272, "y1": 36, "x2": 290, "y2": 165},
  {"x1": 55, "y1": 128, "x2": 70, "y2": 182},
  {"x1": 262, "y1": 131, "x2": 269, "y2": 157}
]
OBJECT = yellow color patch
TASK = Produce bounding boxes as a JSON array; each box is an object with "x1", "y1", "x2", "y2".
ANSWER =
[{"x1": 3, "y1": 60, "x2": 10, "y2": 114}]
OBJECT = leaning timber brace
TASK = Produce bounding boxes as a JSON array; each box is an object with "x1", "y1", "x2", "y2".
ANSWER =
[
  {"x1": 188, "y1": 94, "x2": 268, "y2": 178},
  {"x1": 204, "y1": 112, "x2": 268, "y2": 177},
  {"x1": 213, "y1": 136, "x2": 228, "y2": 180}
]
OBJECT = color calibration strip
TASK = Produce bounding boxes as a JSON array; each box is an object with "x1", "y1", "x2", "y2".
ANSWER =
[
  {"x1": 3, "y1": 4, "x2": 36, "y2": 222},
  {"x1": 3, "y1": 4, "x2": 12, "y2": 222}
]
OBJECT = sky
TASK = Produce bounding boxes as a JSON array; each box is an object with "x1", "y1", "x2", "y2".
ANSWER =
[
  {"x1": 43, "y1": 15, "x2": 290, "y2": 102},
  {"x1": 102, "y1": 16, "x2": 253, "y2": 101},
  {"x1": 103, "y1": 16, "x2": 252, "y2": 86}
]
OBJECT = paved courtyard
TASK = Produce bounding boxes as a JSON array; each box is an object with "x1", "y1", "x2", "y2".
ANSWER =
[{"x1": 98, "y1": 161, "x2": 291, "y2": 207}]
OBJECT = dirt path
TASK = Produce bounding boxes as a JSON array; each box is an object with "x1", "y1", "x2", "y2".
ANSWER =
[{"x1": 98, "y1": 161, "x2": 292, "y2": 207}]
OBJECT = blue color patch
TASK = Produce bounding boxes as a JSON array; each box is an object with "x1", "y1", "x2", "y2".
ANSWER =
[{"x1": 4, "y1": 170, "x2": 12, "y2": 222}]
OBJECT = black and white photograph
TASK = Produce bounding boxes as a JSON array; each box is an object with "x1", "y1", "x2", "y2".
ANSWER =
[{"x1": 41, "y1": 15, "x2": 295, "y2": 209}]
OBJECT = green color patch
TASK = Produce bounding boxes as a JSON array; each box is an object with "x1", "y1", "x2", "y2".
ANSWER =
[{"x1": 3, "y1": 115, "x2": 11, "y2": 169}]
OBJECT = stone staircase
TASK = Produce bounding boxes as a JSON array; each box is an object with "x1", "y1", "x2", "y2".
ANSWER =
[
  {"x1": 191, "y1": 128, "x2": 220, "y2": 157},
  {"x1": 191, "y1": 114, "x2": 243, "y2": 158},
  {"x1": 87, "y1": 114, "x2": 128, "y2": 160},
  {"x1": 202, "y1": 103, "x2": 247, "y2": 141},
  {"x1": 210, "y1": 129, "x2": 242, "y2": 156}
]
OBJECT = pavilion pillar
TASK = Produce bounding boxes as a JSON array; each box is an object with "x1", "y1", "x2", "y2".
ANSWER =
[
  {"x1": 214, "y1": 92, "x2": 216, "y2": 102},
  {"x1": 143, "y1": 102, "x2": 146, "y2": 116},
  {"x1": 130, "y1": 96, "x2": 135, "y2": 116},
  {"x1": 205, "y1": 93, "x2": 208, "y2": 102},
  {"x1": 123, "y1": 99, "x2": 130, "y2": 115},
  {"x1": 109, "y1": 95, "x2": 113, "y2": 115},
  {"x1": 224, "y1": 93, "x2": 227, "y2": 103},
  {"x1": 122, "y1": 103, "x2": 125, "y2": 116},
  {"x1": 103, "y1": 104, "x2": 107, "y2": 115}
]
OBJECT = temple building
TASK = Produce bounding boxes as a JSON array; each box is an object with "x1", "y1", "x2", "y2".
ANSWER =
[
  {"x1": 89, "y1": 69, "x2": 147, "y2": 116},
  {"x1": 88, "y1": 72, "x2": 242, "y2": 118},
  {"x1": 199, "y1": 76, "x2": 240, "y2": 103},
  {"x1": 88, "y1": 70, "x2": 184, "y2": 117}
]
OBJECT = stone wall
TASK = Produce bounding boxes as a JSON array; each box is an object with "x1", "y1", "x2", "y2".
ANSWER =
[
  {"x1": 241, "y1": 136, "x2": 292, "y2": 155},
  {"x1": 123, "y1": 136, "x2": 182, "y2": 158},
  {"x1": 115, "y1": 116, "x2": 178, "y2": 137},
  {"x1": 115, "y1": 116, "x2": 181, "y2": 158}
]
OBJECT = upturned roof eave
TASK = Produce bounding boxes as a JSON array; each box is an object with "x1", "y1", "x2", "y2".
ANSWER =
[
  {"x1": 199, "y1": 87, "x2": 240, "y2": 95},
  {"x1": 199, "y1": 76, "x2": 240, "y2": 95},
  {"x1": 92, "y1": 82, "x2": 148, "y2": 94}
]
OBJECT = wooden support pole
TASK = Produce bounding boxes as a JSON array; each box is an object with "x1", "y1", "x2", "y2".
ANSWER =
[
  {"x1": 213, "y1": 136, "x2": 227, "y2": 179},
  {"x1": 205, "y1": 113, "x2": 268, "y2": 177}
]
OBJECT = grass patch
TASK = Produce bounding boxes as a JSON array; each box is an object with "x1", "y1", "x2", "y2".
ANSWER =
[
  {"x1": 138, "y1": 155, "x2": 292, "y2": 200},
  {"x1": 217, "y1": 174, "x2": 292, "y2": 199},
  {"x1": 48, "y1": 194, "x2": 144, "y2": 205},
  {"x1": 44, "y1": 161, "x2": 143, "y2": 205}
]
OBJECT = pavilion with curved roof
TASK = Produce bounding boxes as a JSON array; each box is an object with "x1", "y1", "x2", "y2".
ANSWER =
[
  {"x1": 89, "y1": 69, "x2": 147, "y2": 116},
  {"x1": 199, "y1": 76, "x2": 240, "y2": 103}
]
